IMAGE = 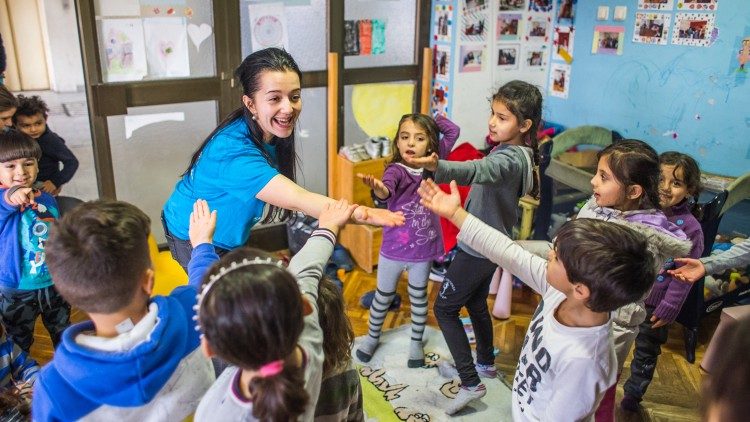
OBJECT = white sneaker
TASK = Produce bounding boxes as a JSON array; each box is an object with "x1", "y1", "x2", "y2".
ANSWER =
[
  {"x1": 351, "y1": 143, "x2": 371, "y2": 161},
  {"x1": 379, "y1": 136, "x2": 392, "y2": 157},
  {"x1": 364, "y1": 137, "x2": 382, "y2": 159}
]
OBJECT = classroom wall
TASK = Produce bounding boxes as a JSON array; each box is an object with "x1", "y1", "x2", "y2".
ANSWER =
[{"x1": 547, "y1": 0, "x2": 750, "y2": 177}]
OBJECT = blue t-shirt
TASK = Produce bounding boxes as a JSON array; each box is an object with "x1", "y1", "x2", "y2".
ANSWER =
[
  {"x1": 163, "y1": 118, "x2": 279, "y2": 250},
  {"x1": 19, "y1": 201, "x2": 58, "y2": 290}
]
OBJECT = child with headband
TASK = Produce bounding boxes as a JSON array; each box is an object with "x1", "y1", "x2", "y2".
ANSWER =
[{"x1": 195, "y1": 199, "x2": 357, "y2": 422}]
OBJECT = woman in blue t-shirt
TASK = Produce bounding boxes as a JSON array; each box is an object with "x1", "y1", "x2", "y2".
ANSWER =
[{"x1": 163, "y1": 48, "x2": 403, "y2": 269}]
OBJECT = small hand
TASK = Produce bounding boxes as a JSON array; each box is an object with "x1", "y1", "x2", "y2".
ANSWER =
[
  {"x1": 667, "y1": 258, "x2": 706, "y2": 283},
  {"x1": 352, "y1": 206, "x2": 405, "y2": 227},
  {"x1": 356, "y1": 173, "x2": 389, "y2": 199},
  {"x1": 6, "y1": 187, "x2": 36, "y2": 207},
  {"x1": 41, "y1": 180, "x2": 58, "y2": 194},
  {"x1": 404, "y1": 152, "x2": 439, "y2": 172},
  {"x1": 189, "y1": 199, "x2": 217, "y2": 247},
  {"x1": 318, "y1": 199, "x2": 358, "y2": 234},
  {"x1": 418, "y1": 179, "x2": 461, "y2": 220},
  {"x1": 650, "y1": 315, "x2": 668, "y2": 329}
]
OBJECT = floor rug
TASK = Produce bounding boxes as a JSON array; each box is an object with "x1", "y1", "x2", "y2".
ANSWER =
[{"x1": 355, "y1": 326, "x2": 512, "y2": 421}]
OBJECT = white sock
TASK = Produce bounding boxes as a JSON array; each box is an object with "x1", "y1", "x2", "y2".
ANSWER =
[{"x1": 445, "y1": 384, "x2": 486, "y2": 415}]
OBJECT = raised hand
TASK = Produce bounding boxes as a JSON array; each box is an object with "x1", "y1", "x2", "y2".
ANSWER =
[
  {"x1": 356, "y1": 173, "x2": 389, "y2": 200},
  {"x1": 318, "y1": 199, "x2": 358, "y2": 235},
  {"x1": 352, "y1": 206, "x2": 405, "y2": 227},
  {"x1": 667, "y1": 258, "x2": 706, "y2": 283},
  {"x1": 189, "y1": 199, "x2": 217, "y2": 247},
  {"x1": 404, "y1": 152, "x2": 439, "y2": 172},
  {"x1": 418, "y1": 179, "x2": 462, "y2": 221}
]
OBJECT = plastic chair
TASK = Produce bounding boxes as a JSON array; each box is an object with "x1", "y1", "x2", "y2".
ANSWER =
[{"x1": 148, "y1": 234, "x2": 188, "y2": 297}]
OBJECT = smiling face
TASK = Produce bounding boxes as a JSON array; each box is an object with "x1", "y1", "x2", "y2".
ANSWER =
[
  {"x1": 0, "y1": 157, "x2": 38, "y2": 188},
  {"x1": 659, "y1": 164, "x2": 690, "y2": 209},
  {"x1": 487, "y1": 99, "x2": 530, "y2": 146},
  {"x1": 243, "y1": 70, "x2": 302, "y2": 142},
  {"x1": 15, "y1": 113, "x2": 47, "y2": 139},
  {"x1": 396, "y1": 119, "x2": 431, "y2": 165}
]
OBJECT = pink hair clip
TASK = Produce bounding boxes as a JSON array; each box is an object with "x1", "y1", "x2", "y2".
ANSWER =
[{"x1": 258, "y1": 359, "x2": 284, "y2": 378}]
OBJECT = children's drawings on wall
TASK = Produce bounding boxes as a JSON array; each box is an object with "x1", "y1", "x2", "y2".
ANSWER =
[
  {"x1": 524, "y1": 46, "x2": 549, "y2": 70},
  {"x1": 556, "y1": 0, "x2": 576, "y2": 26},
  {"x1": 344, "y1": 20, "x2": 360, "y2": 55},
  {"x1": 434, "y1": 45, "x2": 451, "y2": 81},
  {"x1": 497, "y1": 44, "x2": 520, "y2": 70},
  {"x1": 143, "y1": 17, "x2": 190, "y2": 78},
  {"x1": 434, "y1": 4, "x2": 453, "y2": 43},
  {"x1": 497, "y1": 13, "x2": 522, "y2": 41},
  {"x1": 592, "y1": 25, "x2": 624, "y2": 55},
  {"x1": 371, "y1": 20, "x2": 386, "y2": 55},
  {"x1": 459, "y1": 45, "x2": 485, "y2": 72},
  {"x1": 528, "y1": 0, "x2": 552, "y2": 13},
  {"x1": 638, "y1": 0, "x2": 674, "y2": 11},
  {"x1": 101, "y1": 19, "x2": 148, "y2": 82},
  {"x1": 738, "y1": 36, "x2": 750, "y2": 73},
  {"x1": 187, "y1": 23, "x2": 212, "y2": 52},
  {"x1": 672, "y1": 13, "x2": 715, "y2": 46},
  {"x1": 431, "y1": 81, "x2": 450, "y2": 117},
  {"x1": 461, "y1": 7, "x2": 488, "y2": 42},
  {"x1": 344, "y1": 20, "x2": 386, "y2": 56},
  {"x1": 549, "y1": 62, "x2": 570, "y2": 98},
  {"x1": 526, "y1": 16, "x2": 550, "y2": 43},
  {"x1": 678, "y1": 0, "x2": 719, "y2": 11},
  {"x1": 499, "y1": 0, "x2": 526, "y2": 11},
  {"x1": 554, "y1": 26, "x2": 574, "y2": 62},
  {"x1": 249, "y1": 3, "x2": 289, "y2": 51},
  {"x1": 633, "y1": 13, "x2": 671, "y2": 45}
]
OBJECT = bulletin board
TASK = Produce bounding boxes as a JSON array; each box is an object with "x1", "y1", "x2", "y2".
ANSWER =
[{"x1": 544, "y1": 0, "x2": 750, "y2": 177}]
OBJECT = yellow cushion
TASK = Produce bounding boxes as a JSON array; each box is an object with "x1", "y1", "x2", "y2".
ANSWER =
[{"x1": 148, "y1": 235, "x2": 188, "y2": 296}]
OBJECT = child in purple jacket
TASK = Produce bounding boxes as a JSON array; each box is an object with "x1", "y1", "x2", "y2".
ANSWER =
[
  {"x1": 355, "y1": 114, "x2": 458, "y2": 368},
  {"x1": 621, "y1": 152, "x2": 704, "y2": 412}
]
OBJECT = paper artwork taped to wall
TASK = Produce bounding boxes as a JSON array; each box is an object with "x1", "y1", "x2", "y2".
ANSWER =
[
  {"x1": 249, "y1": 3, "x2": 289, "y2": 51},
  {"x1": 637, "y1": 0, "x2": 674, "y2": 11},
  {"x1": 431, "y1": 81, "x2": 450, "y2": 117},
  {"x1": 434, "y1": 45, "x2": 451, "y2": 81},
  {"x1": 497, "y1": 13, "x2": 522, "y2": 41},
  {"x1": 461, "y1": 7, "x2": 488, "y2": 42},
  {"x1": 459, "y1": 45, "x2": 484, "y2": 72},
  {"x1": 738, "y1": 37, "x2": 750, "y2": 73},
  {"x1": 100, "y1": 19, "x2": 148, "y2": 82},
  {"x1": 524, "y1": 46, "x2": 548, "y2": 70},
  {"x1": 345, "y1": 20, "x2": 386, "y2": 56},
  {"x1": 528, "y1": 0, "x2": 552, "y2": 13},
  {"x1": 434, "y1": 4, "x2": 453, "y2": 43},
  {"x1": 671, "y1": 13, "x2": 715, "y2": 47},
  {"x1": 549, "y1": 62, "x2": 570, "y2": 98},
  {"x1": 499, "y1": 0, "x2": 526, "y2": 11},
  {"x1": 554, "y1": 26, "x2": 574, "y2": 61},
  {"x1": 497, "y1": 44, "x2": 520, "y2": 70},
  {"x1": 526, "y1": 16, "x2": 550, "y2": 43},
  {"x1": 633, "y1": 12, "x2": 671, "y2": 45},
  {"x1": 592, "y1": 25, "x2": 624, "y2": 55},
  {"x1": 465, "y1": 0, "x2": 488, "y2": 13},
  {"x1": 143, "y1": 17, "x2": 190, "y2": 78},
  {"x1": 678, "y1": 0, "x2": 718, "y2": 11},
  {"x1": 556, "y1": 0, "x2": 576, "y2": 26}
]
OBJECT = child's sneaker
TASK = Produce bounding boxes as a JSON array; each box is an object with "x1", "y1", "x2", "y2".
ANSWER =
[
  {"x1": 364, "y1": 137, "x2": 382, "y2": 159},
  {"x1": 620, "y1": 394, "x2": 640, "y2": 412},
  {"x1": 475, "y1": 363, "x2": 498, "y2": 379},
  {"x1": 445, "y1": 384, "x2": 486, "y2": 415},
  {"x1": 359, "y1": 290, "x2": 401, "y2": 310}
]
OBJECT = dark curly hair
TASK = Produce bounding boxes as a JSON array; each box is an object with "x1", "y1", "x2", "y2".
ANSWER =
[{"x1": 13, "y1": 95, "x2": 49, "y2": 121}]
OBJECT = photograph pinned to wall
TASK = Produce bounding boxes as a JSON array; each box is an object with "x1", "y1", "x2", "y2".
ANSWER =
[
  {"x1": 344, "y1": 20, "x2": 359, "y2": 56},
  {"x1": 143, "y1": 17, "x2": 190, "y2": 78},
  {"x1": 554, "y1": 26, "x2": 574, "y2": 62},
  {"x1": 434, "y1": 4, "x2": 454, "y2": 43},
  {"x1": 431, "y1": 81, "x2": 450, "y2": 117},
  {"x1": 461, "y1": 7, "x2": 488, "y2": 42},
  {"x1": 434, "y1": 45, "x2": 451, "y2": 81},
  {"x1": 497, "y1": 13, "x2": 522, "y2": 41},
  {"x1": 592, "y1": 25, "x2": 624, "y2": 55},
  {"x1": 465, "y1": 0, "x2": 488, "y2": 13},
  {"x1": 528, "y1": 0, "x2": 552, "y2": 13},
  {"x1": 100, "y1": 19, "x2": 148, "y2": 82},
  {"x1": 459, "y1": 45, "x2": 485, "y2": 72},
  {"x1": 524, "y1": 46, "x2": 548, "y2": 70},
  {"x1": 526, "y1": 16, "x2": 550, "y2": 43},
  {"x1": 249, "y1": 2, "x2": 289, "y2": 51},
  {"x1": 497, "y1": 44, "x2": 520, "y2": 70},
  {"x1": 678, "y1": 0, "x2": 718, "y2": 11},
  {"x1": 549, "y1": 62, "x2": 570, "y2": 98},
  {"x1": 633, "y1": 12, "x2": 671, "y2": 45},
  {"x1": 671, "y1": 13, "x2": 715, "y2": 47},
  {"x1": 738, "y1": 36, "x2": 750, "y2": 73},
  {"x1": 637, "y1": 0, "x2": 674, "y2": 11},
  {"x1": 499, "y1": 0, "x2": 526, "y2": 11},
  {"x1": 556, "y1": 0, "x2": 576, "y2": 26}
]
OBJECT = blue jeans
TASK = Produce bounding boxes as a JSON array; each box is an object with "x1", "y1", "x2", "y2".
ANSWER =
[{"x1": 161, "y1": 212, "x2": 228, "y2": 273}]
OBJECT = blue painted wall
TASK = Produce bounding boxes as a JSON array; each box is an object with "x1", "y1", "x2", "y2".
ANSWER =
[{"x1": 544, "y1": 0, "x2": 750, "y2": 177}]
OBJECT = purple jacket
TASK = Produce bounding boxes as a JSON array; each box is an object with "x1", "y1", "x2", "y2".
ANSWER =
[{"x1": 645, "y1": 200, "x2": 704, "y2": 322}]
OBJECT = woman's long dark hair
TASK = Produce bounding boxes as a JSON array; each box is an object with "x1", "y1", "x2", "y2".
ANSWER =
[{"x1": 183, "y1": 48, "x2": 303, "y2": 223}]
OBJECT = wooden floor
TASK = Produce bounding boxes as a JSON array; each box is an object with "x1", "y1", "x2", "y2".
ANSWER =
[{"x1": 30, "y1": 267, "x2": 716, "y2": 421}]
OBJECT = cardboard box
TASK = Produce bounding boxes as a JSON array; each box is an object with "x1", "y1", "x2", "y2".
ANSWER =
[{"x1": 557, "y1": 150, "x2": 598, "y2": 169}]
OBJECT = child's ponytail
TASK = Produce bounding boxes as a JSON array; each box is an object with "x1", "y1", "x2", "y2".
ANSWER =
[{"x1": 248, "y1": 360, "x2": 308, "y2": 421}]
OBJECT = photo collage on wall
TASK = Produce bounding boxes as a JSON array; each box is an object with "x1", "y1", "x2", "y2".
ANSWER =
[
  {"x1": 494, "y1": 0, "x2": 555, "y2": 74},
  {"x1": 546, "y1": 0, "x2": 575, "y2": 99},
  {"x1": 460, "y1": 0, "x2": 488, "y2": 74},
  {"x1": 344, "y1": 19, "x2": 387, "y2": 56},
  {"x1": 432, "y1": 2, "x2": 455, "y2": 116},
  {"x1": 632, "y1": 0, "x2": 718, "y2": 47}
]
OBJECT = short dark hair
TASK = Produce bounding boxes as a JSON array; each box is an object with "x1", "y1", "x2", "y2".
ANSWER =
[
  {"x1": 0, "y1": 85, "x2": 18, "y2": 111},
  {"x1": 702, "y1": 317, "x2": 750, "y2": 421},
  {"x1": 0, "y1": 129, "x2": 41, "y2": 162},
  {"x1": 317, "y1": 277, "x2": 354, "y2": 376},
  {"x1": 554, "y1": 218, "x2": 655, "y2": 312},
  {"x1": 198, "y1": 247, "x2": 308, "y2": 421},
  {"x1": 46, "y1": 200, "x2": 151, "y2": 313},
  {"x1": 597, "y1": 139, "x2": 661, "y2": 209},
  {"x1": 13, "y1": 95, "x2": 49, "y2": 122}
]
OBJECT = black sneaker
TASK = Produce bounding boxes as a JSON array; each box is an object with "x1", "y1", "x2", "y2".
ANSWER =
[
  {"x1": 359, "y1": 290, "x2": 401, "y2": 310},
  {"x1": 429, "y1": 262, "x2": 448, "y2": 282}
]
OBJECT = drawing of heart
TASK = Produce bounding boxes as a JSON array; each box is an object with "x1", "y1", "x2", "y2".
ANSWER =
[
  {"x1": 188, "y1": 23, "x2": 213, "y2": 51},
  {"x1": 160, "y1": 41, "x2": 175, "y2": 58}
]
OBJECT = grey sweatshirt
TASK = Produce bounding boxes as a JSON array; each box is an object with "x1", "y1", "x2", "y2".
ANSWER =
[
  {"x1": 434, "y1": 144, "x2": 533, "y2": 257},
  {"x1": 702, "y1": 238, "x2": 750, "y2": 275}
]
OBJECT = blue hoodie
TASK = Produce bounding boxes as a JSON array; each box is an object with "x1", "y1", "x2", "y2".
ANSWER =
[{"x1": 32, "y1": 243, "x2": 218, "y2": 421}]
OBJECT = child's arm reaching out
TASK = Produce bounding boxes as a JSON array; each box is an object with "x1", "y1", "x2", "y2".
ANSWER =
[
  {"x1": 356, "y1": 173, "x2": 390, "y2": 200},
  {"x1": 186, "y1": 199, "x2": 219, "y2": 288},
  {"x1": 418, "y1": 179, "x2": 549, "y2": 295}
]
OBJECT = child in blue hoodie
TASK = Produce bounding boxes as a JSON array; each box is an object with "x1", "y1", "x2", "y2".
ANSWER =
[
  {"x1": 0, "y1": 130, "x2": 70, "y2": 354},
  {"x1": 33, "y1": 199, "x2": 219, "y2": 421}
]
